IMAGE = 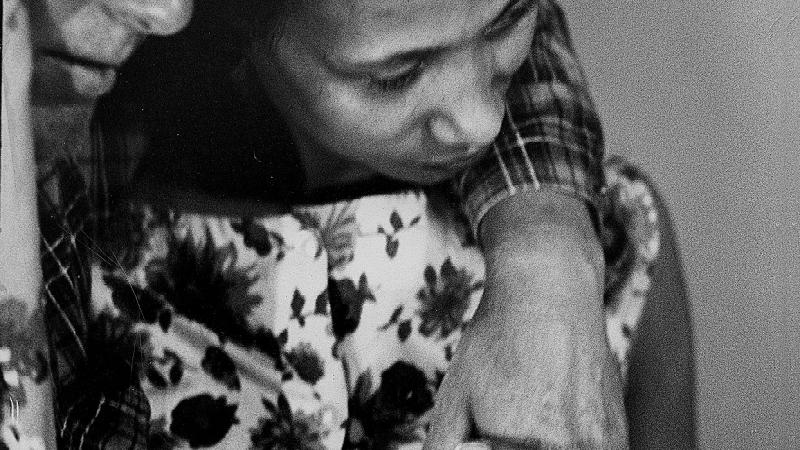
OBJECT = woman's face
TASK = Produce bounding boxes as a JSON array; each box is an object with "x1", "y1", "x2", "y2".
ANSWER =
[{"x1": 252, "y1": 0, "x2": 537, "y2": 184}]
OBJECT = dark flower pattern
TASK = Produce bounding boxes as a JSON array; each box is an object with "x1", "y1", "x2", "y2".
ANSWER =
[
  {"x1": 231, "y1": 217, "x2": 287, "y2": 260},
  {"x1": 201, "y1": 345, "x2": 241, "y2": 390},
  {"x1": 73, "y1": 196, "x2": 493, "y2": 448},
  {"x1": 329, "y1": 274, "x2": 376, "y2": 338},
  {"x1": 170, "y1": 394, "x2": 240, "y2": 447},
  {"x1": 345, "y1": 361, "x2": 434, "y2": 448},
  {"x1": 286, "y1": 343, "x2": 325, "y2": 385},
  {"x1": 291, "y1": 289, "x2": 307, "y2": 326},
  {"x1": 397, "y1": 320, "x2": 413, "y2": 342},
  {"x1": 144, "y1": 235, "x2": 289, "y2": 370},
  {"x1": 148, "y1": 416, "x2": 182, "y2": 449},
  {"x1": 250, "y1": 394, "x2": 328, "y2": 449},
  {"x1": 47, "y1": 184, "x2": 653, "y2": 449},
  {"x1": 293, "y1": 202, "x2": 360, "y2": 270},
  {"x1": 314, "y1": 290, "x2": 329, "y2": 316},
  {"x1": 376, "y1": 210, "x2": 422, "y2": 259},
  {"x1": 417, "y1": 258, "x2": 483, "y2": 339},
  {"x1": 79, "y1": 311, "x2": 153, "y2": 395},
  {"x1": 103, "y1": 273, "x2": 169, "y2": 326},
  {"x1": 97, "y1": 204, "x2": 171, "y2": 271},
  {"x1": 145, "y1": 349, "x2": 185, "y2": 389}
]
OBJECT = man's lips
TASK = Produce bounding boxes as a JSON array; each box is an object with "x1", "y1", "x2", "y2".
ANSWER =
[
  {"x1": 425, "y1": 157, "x2": 472, "y2": 169},
  {"x1": 39, "y1": 49, "x2": 120, "y2": 71},
  {"x1": 424, "y1": 145, "x2": 491, "y2": 169},
  {"x1": 33, "y1": 48, "x2": 123, "y2": 99}
]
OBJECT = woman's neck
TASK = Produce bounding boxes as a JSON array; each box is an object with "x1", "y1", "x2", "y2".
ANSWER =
[{"x1": 291, "y1": 131, "x2": 379, "y2": 194}]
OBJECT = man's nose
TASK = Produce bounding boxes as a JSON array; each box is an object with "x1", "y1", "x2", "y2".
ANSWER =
[
  {"x1": 428, "y1": 95, "x2": 504, "y2": 149},
  {"x1": 428, "y1": 55, "x2": 506, "y2": 149},
  {"x1": 99, "y1": 0, "x2": 193, "y2": 35}
]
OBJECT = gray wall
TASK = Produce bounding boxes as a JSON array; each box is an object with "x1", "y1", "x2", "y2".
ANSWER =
[{"x1": 560, "y1": 0, "x2": 800, "y2": 448}]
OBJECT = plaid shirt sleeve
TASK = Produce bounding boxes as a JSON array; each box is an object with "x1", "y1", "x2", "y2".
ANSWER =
[
  {"x1": 455, "y1": 0, "x2": 605, "y2": 237},
  {"x1": 39, "y1": 153, "x2": 150, "y2": 449}
]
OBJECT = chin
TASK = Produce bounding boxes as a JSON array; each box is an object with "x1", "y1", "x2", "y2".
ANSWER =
[
  {"x1": 387, "y1": 166, "x2": 460, "y2": 186},
  {"x1": 31, "y1": 81, "x2": 104, "y2": 106},
  {"x1": 31, "y1": 62, "x2": 115, "y2": 105}
]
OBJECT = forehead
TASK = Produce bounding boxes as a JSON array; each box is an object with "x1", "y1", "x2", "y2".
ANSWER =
[{"x1": 295, "y1": 0, "x2": 507, "y2": 58}]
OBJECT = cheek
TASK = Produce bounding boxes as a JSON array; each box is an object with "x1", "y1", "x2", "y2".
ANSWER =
[
  {"x1": 290, "y1": 78, "x2": 461, "y2": 183},
  {"x1": 305, "y1": 82, "x2": 426, "y2": 159},
  {"x1": 494, "y1": 18, "x2": 538, "y2": 76},
  {"x1": 29, "y1": 0, "x2": 83, "y2": 45},
  {"x1": 29, "y1": 0, "x2": 138, "y2": 63},
  {"x1": 267, "y1": 32, "x2": 427, "y2": 166}
]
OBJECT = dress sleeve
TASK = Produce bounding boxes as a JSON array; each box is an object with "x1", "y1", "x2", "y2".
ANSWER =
[{"x1": 455, "y1": 0, "x2": 605, "y2": 237}]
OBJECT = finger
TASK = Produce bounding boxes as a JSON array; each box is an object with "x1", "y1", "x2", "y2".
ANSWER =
[{"x1": 423, "y1": 370, "x2": 472, "y2": 450}]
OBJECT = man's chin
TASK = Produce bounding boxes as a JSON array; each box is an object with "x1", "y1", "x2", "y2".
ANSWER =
[
  {"x1": 383, "y1": 165, "x2": 461, "y2": 186},
  {"x1": 392, "y1": 159, "x2": 479, "y2": 185}
]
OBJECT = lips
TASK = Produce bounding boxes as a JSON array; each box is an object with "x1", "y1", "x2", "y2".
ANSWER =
[
  {"x1": 425, "y1": 144, "x2": 491, "y2": 169},
  {"x1": 34, "y1": 48, "x2": 122, "y2": 100},
  {"x1": 39, "y1": 49, "x2": 120, "y2": 71}
]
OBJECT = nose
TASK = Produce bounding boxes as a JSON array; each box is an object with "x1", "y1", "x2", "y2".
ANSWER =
[
  {"x1": 100, "y1": 0, "x2": 193, "y2": 35},
  {"x1": 427, "y1": 52, "x2": 506, "y2": 148}
]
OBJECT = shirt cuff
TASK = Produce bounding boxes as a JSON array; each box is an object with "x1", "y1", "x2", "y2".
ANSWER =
[{"x1": 456, "y1": 138, "x2": 605, "y2": 241}]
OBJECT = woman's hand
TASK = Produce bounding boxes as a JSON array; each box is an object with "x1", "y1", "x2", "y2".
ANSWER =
[{"x1": 424, "y1": 190, "x2": 628, "y2": 449}]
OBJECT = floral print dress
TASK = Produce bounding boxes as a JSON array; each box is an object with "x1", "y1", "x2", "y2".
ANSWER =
[{"x1": 1, "y1": 159, "x2": 658, "y2": 449}]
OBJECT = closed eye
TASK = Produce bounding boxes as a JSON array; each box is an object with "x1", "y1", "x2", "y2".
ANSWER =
[{"x1": 367, "y1": 60, "x2": 425, "y2": 92}]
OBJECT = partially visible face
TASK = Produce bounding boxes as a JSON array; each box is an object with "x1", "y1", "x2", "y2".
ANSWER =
[
  {"x1": 3, "y1": 0, "x2": 32, "y2": 104},
  {"x1": 253, "y1": 0, "x2": 537, "y2": 184},
  {"x1": 28, "y1": 0, "x2": 193, "y2": 105}
]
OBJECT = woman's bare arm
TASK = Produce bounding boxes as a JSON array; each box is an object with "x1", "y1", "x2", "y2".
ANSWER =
[{"x1": 425, "y1": 189, "x2": 628, "y2": 449}]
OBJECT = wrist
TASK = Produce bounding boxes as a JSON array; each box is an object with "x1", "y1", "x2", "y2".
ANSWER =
[
  {"x1": 480, "y1": 189, "x2": 603, "y2": 279},
  {"x1": 475, "y1": 188, "x2": 605, "y2": 318}
]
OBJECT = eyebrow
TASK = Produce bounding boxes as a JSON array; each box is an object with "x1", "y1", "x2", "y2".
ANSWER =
[
  {"x1": 337, "y1": 0, "x2": 536, "y2": 70},
  {"x1": 485, "y1": 0, "x2": 538, "y2": 34},
  {"x1": 337, "y1": 48, "x2": 437, "y2": 74}
]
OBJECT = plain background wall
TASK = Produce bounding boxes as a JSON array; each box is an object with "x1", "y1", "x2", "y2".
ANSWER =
[{"x1": 559, "y1": 0, "x2": 799, "y2": 448}]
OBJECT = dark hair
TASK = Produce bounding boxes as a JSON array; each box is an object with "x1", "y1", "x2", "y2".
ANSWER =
[
  {"x1": 95, "y1": 0, "x2": 305, "y2": 205},
  {"x1": 96, "y1": 0, "x2": 409, "y2": 207}
]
